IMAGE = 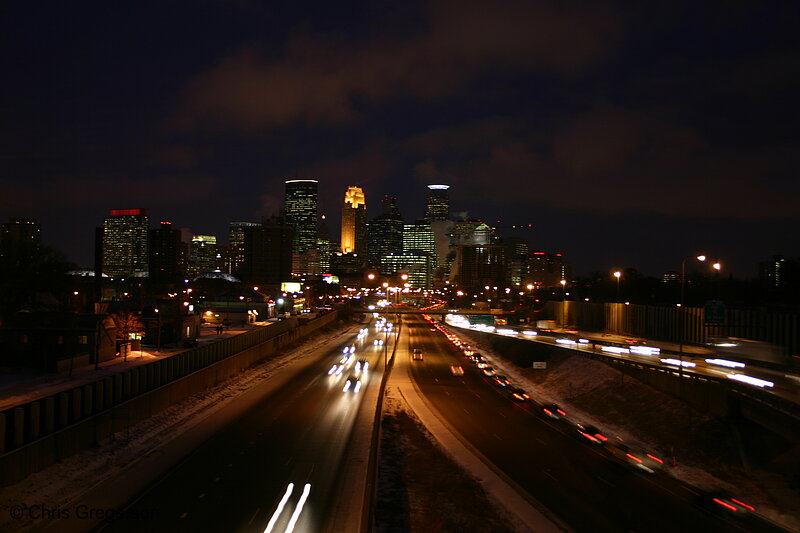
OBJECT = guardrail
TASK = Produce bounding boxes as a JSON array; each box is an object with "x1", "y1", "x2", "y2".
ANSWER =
[{"x1": 362, "y1": 321, "x2": 401, "y2": 532}]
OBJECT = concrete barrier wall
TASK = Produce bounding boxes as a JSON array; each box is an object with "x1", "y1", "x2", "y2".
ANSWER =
[
  {"x1": 546, "y1": 301, "x2": 798, "y2": 360},
  {"x1": 454, "y1": 326, "x2": 800, "y2": 442},
  {"x1": 0, "y1": 310, "x2": 343, "y2": 486}
]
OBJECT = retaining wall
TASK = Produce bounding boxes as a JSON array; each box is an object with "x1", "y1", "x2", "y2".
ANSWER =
[{"x1": 0, "y1": 310, "x2": 342, "y2": 486}]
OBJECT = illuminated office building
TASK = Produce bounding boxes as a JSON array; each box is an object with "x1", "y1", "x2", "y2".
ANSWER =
[
  {"x1": 424, "y1": 184, "x2": 450, "y2": 222},
  {"x1": 381, "y1": 251, "x2": 433, "y2": 289},
  {"x1": 284, "y1": 179, "x2": 319, "y2": 255},
  {"x1": 341, "y1": 186, "x2": 367, "y2": 254},
  {"x1": 188, "y1": 235, "x2": 218, "y2": 278},
  {"x1": 403, "y1": 220, "x2": 436, "y2": 259},
  {"x1": 102, "y1": 208, "x2": 150, "y2": 277}
]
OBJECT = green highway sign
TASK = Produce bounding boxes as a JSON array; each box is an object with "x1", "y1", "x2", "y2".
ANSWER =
[{"x1": 704, "y1": 300, "x2": 726, "y2": 326}]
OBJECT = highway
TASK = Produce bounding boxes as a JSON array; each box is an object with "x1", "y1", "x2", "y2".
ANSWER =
[
  {"x1": 97, "y1": 321, "x2": 390, "y2": 533},
  {"x1": 401, "y1": 314, "x2": 784, "y2": 533},
  {"x1": 443, "y1": 314, "x2": 800, "y2": 406}
]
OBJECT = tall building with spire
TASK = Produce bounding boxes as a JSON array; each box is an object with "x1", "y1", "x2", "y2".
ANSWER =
[
  {"x1": 424, "y1": 184, "x2": 450, "y2": 222},
  {"x1": 341, "y1": 186, "x2": 367, "y2": 254},
  {"x1": 102, "y1": 209, "x2": 150, "y2": 277},
  {"x1": 284, "y1": 179, "x2": 319, "y2": 255}
]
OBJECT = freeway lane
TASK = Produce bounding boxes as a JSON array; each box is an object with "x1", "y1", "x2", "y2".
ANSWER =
[
  {"x1": 98, "y1": 322, "x2": 388, "y2": 533},
  {"x1": 446, "y1": 316, "x2": 800, "y2": 405},
  {"x1": 404, "y1": 315, "x2": 782, "y2": 533}
]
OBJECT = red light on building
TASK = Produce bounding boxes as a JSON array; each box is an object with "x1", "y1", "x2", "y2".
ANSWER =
[{"x1": 109, "y1": 208, "x2": 149, "y2": 216}]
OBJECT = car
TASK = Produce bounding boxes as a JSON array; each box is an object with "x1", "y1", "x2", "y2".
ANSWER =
[
  {"x1": 541, "y1": 404, "x2": 567, "y2": 420},
  {"x1": 481, "y1": 366, "x2": 496, "y2": 377},
  {"x1": 574, "y1": 423, "x2": 609, "y2": 445},
  {"x1": 698, "y1": 490, "x2": 756, "y2": 516},
  {"x1": 342, "y1": 376, "x2": 362, "y2": 393},
  {"x1": 411, "y1": 349, "x2": 424, "y2": 361},
  {"x1": 355, "y1": 359, "x2": 369, "y2": 375},
  {"x1": 450, "y1": 365, "x2": 464, "y2": 376},
  {"x1": 476, "y1": 361, "x2": 490, "y2": 369},
  {"x1": 492, "y1": 375, "x2": 510, "y2": 387},
  {"x1": 606, "y1": 440, "x2": 664, "y2": 474},
  {"x1": 509, "y1": 388, "x2": 531, "y2": 401},
  {"x1": 182, "y1": 339, "x2": 199, "y2": 348},
  {"x1": 328, "y1": 363, "x2": 345, "y2": 376}
]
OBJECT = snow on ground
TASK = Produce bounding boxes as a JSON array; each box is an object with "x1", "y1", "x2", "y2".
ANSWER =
[
  {"x1": 445, "y1": 324, "x2": 800, "y2": 533},
  {"x1": 0, "y1": 324, "x2": 260, "y2": 411},
  {"x1": 0, "y1": 321, "x2": 356, "y2": 533}
]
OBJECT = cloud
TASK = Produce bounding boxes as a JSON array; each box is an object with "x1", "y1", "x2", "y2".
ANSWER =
[
  {"x1": 413, "y1": 105, "x2": 800, "y2": 219},
  {"x1": 0, "y1": 175, "x2": 218, "y2": 211},
  {"x1": 169, "y1": 0, "x2": 619, "y2": 131},
  {"x1": 146, "y1": 145, "x2": 197, "y2": 168}
]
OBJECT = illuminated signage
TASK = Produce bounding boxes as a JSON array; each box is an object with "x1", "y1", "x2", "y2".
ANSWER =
[
  {"x1": 109, "y1": 208, "x2": 148, "y2": 216},
  {"x1": 281, "y1": 282, "x2": 302, "y2": 293}
]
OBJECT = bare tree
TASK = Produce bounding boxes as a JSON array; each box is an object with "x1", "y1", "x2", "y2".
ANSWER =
[{"x1": 110, "y1": 311, "x2": 145, "y2": 361}]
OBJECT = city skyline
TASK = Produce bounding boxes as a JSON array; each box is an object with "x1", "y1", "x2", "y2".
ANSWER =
[{"x1": 2, "y1": 2, "x2": 799, "y2": 277}]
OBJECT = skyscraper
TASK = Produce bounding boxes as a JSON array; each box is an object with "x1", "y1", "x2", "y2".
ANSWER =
[
  {"x1": 381, "y1": 251, "x2": 433, "y2": 289},
  {"x1": 317, "y1": 216, "x2": 332, "y2": 273},
  {"x1": 238, "y1": 216, "x2": 293, "y2": 286},
  {"x1": 102, "y1": 209, "x2": 150, "y2": 277},
  {"x1": 341, "y1": 186, "x2": 367, "y2": 254},
  {"x1": 188, "y1": 235, "x2": 218, "y2": 278},
  {"x1": 0, "y1": 218, "x2": 41, "y2": 268},
  {"x1": 403, "y1": 220, "x2": 437, "y2": 263},
  {"x1": 149, "y1": 221, "x2": 183, "y2": 284},
  {"x1": 424, "y1": 184, "x2": 450, "y2": 222},
  {"x1": 229, "y1": 221, "x2": 261, "y2": 276},
  {"x1": 367, "y1": 195, "x2": 404, "y2": 272},
  {"x1": 455, "y1": 244, "x2": 507, "y2": 292},
  {"x1": 284, "y1": 180, "x2": 319, "y2": 255}
]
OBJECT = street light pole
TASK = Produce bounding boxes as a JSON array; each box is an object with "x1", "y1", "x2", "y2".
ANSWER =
[
  {"x1": 612, "y1": 271, "x2": 622, "y2": 334},
  {"x1": 383, "y1": 326, "x2": 390, "y2": 368},
  {"x1": 679, "y1": 255, "x2": 706, "y2": 383},
  {"x1": 560, "y1": 279, "x2": 567, "y2": 329}
]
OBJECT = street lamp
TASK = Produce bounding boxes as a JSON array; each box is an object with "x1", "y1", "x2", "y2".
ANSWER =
[
  {"x1": 613, "y1": 271, "x2": 621, "y2": 303},
  {"x1": 560, "y1": 279, "x2": 567, "y2": 328}
]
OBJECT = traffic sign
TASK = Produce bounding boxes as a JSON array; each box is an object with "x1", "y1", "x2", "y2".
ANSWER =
[
  {"x1": 704, "y1": 300, "x2": 726, "y2": 326},
  {"x1": 532, "y1": 361, "x2": 547, "y2": 369}
]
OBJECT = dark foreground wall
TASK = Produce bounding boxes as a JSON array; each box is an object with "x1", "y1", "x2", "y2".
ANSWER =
[{"x1": 0, "y1": 311, "x2": 342, "y2": 486}]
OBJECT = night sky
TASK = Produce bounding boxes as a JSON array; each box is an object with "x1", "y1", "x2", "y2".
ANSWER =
[{"x1": 2, "y1": 1, "x2": 798, "y2": 277}]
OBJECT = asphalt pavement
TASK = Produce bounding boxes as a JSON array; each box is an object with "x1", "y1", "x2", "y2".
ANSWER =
[{"x1": 399, "y1": 314, "x2": 784, "y2": 533}]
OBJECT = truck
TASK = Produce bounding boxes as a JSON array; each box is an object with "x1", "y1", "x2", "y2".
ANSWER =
[{"x1": 536, "y1": 319, "x2": 557, "y2": 331}]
